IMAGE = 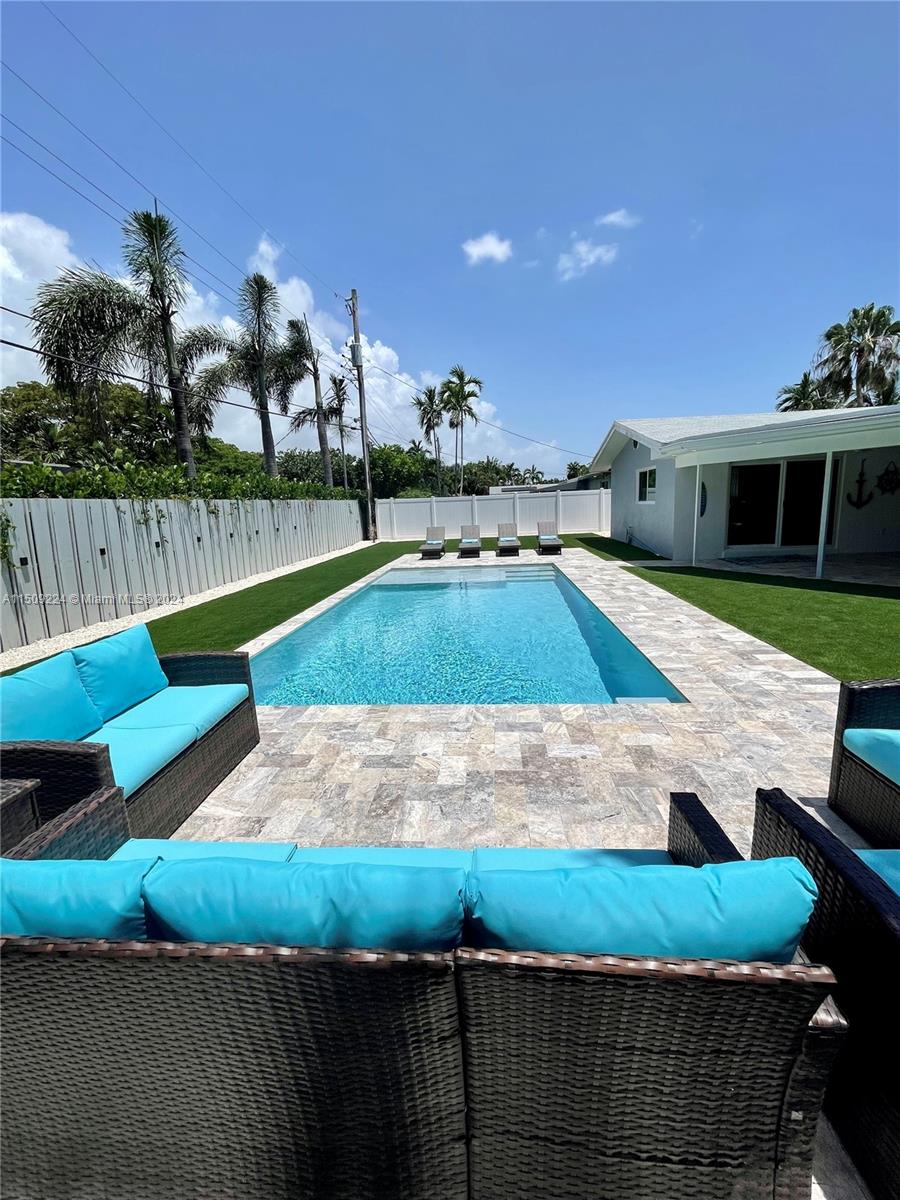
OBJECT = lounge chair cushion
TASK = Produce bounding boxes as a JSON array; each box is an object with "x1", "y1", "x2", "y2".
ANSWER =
[
  {"x1": 143, "y1": 859, "x2": 468, "y2": 950},
  {"x1": 843, "y1": 728, "x2": 900, "y2": 787},
  {"x1": 288, "y1": 847, "x2": 472, "y2": 869},
  {"x1": 110, "y1": 838, "x2": 297, "y2": 863},
  {"x1": 465, "y1": 857, "x2": 817, "y2": 963},
  {"x1": 460, "y1": 539, "x2": 480, "y2": 544},
  {"x1": 471, "y1": 848, "x2": 672, "y2": 870},
  {"x1": 498, "y1": 537, "x2": 519, "y2": 543},
  {"x1": 72, "y1": 625, "x2": 169, "y2": 722},
  {"x1": 83, "y1": 722, "x2": 197, "y2": 797},
  {"x1": 424, "y1": 540, "x2": 443, "y2": 546},
  {"x1": 107, "y1": 684, "x2": 248, "y2": 739},
  {"x1": 0, "y1": 651, "x2": 102, "y2": 743},
  {"x1": 856, "y1": 849, "x2": 900, "y2": 897},
  {"x1": 0, "y1": 857, "x2": 156, "y2": 940}
]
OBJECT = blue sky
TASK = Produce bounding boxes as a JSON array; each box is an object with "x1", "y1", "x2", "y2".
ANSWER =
[{"x1": 2, "y1": 1, "x2": 897, "y2": 473}]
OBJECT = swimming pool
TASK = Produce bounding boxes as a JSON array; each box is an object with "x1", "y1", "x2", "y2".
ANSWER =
[{"x1": 251, "y1": 564, "x2": 684, "y2": 706}]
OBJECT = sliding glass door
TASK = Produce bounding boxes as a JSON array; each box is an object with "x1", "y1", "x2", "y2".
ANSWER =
[
  {"x1": 727, "y1": 457, "x2": 839, "y2": 548},
  {"x1": 727, "y1": 463, "x2": 781, "y2": 545}
]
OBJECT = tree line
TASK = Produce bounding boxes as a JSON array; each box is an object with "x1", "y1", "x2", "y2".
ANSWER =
[{"x1": 776, "y1": 303, "x2": 899, "y2": 411}]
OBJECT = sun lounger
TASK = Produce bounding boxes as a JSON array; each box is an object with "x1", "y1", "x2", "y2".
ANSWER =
[
  {"x1": 536, "y1": 521, "x2": 563, "y2": 555},
  {"x1": 419, "y1": 527, "x2": 445, "y2": 559},
  {"x1": 459, "y1": 525, "x2": 482, "y2": 558},
  {"x1": 496, "y1": 523, "x2": 520, "y2": 556}
]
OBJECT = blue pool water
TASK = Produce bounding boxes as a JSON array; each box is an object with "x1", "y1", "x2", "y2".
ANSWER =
[{"x1": 251, "y1": 565, "x2": 684, "y2": 706}]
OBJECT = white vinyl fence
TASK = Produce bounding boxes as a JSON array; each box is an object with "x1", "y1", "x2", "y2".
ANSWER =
[
  {"x1": 375, "y1": 490, "x2": 610, "y2": 541},
  {"x1": 1, "y1": 497, "x2": 363, "y2": 651}
]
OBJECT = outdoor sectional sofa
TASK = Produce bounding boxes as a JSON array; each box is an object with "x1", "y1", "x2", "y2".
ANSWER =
[
  {"x1": 0, "y1": 625, "x2": 259, "y2": 840},
  {"x1": 753, "y1": 787, "x2": 900, "y2": 1200},
  {"x1": 1, "y1": 792, "x2": 846, "y2": 1200},
  {"x1": 828, "y1": 678, "x2": 900, "y2": 847}
]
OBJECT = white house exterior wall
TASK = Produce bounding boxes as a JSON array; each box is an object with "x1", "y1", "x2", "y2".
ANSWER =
[{"x1": 610, "y1": 440, "x2": 676, "y2": 556}]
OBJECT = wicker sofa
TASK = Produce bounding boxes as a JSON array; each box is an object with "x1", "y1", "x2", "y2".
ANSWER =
[
  {"x1": 1, "y1": 794, "x2": 846, "y2": 1200},
  {"x1": 752, "y1": 787, "x2": 900, "y2": 1200},
  {"x1": 828, "y1": 678, "x2": 900, "y2": 847},
  {"x1": 1, "y1": 631, "x2": 259, "y2": 840}
]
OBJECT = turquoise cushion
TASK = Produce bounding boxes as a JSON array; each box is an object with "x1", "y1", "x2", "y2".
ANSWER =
[
  {"x1": 84, "y1": 722, "x2": 197, "y2": 797},
  {"x1": 857, "y1": 849, "x2": 900, "y2": 897},
  {"x1": 465, "y1": 857, "x2": 817, "y2": 963},
  {"x1": 107, "y1": 684, "x2": 248, "y2": 739},
  {"x1": 72, "y1": 625, "x2": 168, "y2": 722},
  {"x1": 472, "y1": 848, "x2": 672, "y2": 871},
  {"x1": 143, "y1": 859, "x2": 467, "y2": 949},
  {"x1": 844, "y1": 728, "x2": 900, "y2": 787},
  {"x1": 460, "y1": 538, "x2": 479, "y2": 544},
  {"x1": 0, "y1": 652, "x2": 101, "y2": 743},
  {"x1": 110, "y1": 838, "x2": 296, "y2": 863},
  {"x1": 1, "y1": 858, "x2": 156, "y2": 939},
  {"x1": 288, "y1": 847, "x2": 472, "y2": 869}
]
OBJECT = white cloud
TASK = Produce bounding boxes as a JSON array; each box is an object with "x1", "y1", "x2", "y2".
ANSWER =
[
  {"x1": 461, "y1": 231, "x2": 513, "y2": 266},
  {"x1": 596, "y1": 207, "x2": 642, "y2": 229},
  {"x1": 556, "y1": 239, "x2": 618, "y2": 282},
  {"x1": 522, "y1": 259, "x2": 540, "y2": 269}
]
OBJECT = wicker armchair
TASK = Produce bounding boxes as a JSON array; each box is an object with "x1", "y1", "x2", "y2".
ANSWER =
[
  {"x1": 828, "y1": 678, "x2": 900, "y2": 847},
  {"x1": 1, "y1": 652, "x2": 259, "y2": 840},
  {"x1": 752, "y1": 787, "x2": 900, "y2": 1200},
  {"x1": 0, "y1": 794, "x2": 845, "y2": 1200}
]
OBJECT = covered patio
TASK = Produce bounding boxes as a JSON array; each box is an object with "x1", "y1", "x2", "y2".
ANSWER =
[{"x1": 692, "y1": 550, "x2": 900, "y2": 587}]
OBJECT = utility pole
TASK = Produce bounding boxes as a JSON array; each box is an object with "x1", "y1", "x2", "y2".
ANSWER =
[{"x1": 347, "y1": 288, "x2": 376, "y2": 539}]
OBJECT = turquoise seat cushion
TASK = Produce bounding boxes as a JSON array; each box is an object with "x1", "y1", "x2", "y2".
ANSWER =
[
  {"x1": 143, "y1": 859, "x2": 467, "y2": 950},
  {"x1": 0, "y1": 651, "x2": 101, "y2": 742},
  {"x1": 857, "y1": 849, "x2": 900, "y2": 897},
  {"x1": 460, "y1": 538, "x2": 480, "y2": 544},
  {"x1": 472, "y1": 848, "x2": 672, "y2": 871},
  {"x1": 83, "y1": 722, "x2": 197, "y2": 797},
  {"x1": 287, "y1": 847, "x2": 472, "y2": 869},
  {"x1": 1, "y1": 857, "x2": 156, "y2": 939},
  {"x1": 108, "y1": 684, "x2": 248, "y2": 739},
  {"x1": 72, "y1": 625, "x2": 168, "y2": 722},
  {"x1": 465, "y1": 857, "x2": 817, "y2": 963},
  {"x1": 844, "y1": 728, "x2": 900, "y2": 787},
  {"x1": 110, "y1": 838, "x2": 297, "y2": 863}
]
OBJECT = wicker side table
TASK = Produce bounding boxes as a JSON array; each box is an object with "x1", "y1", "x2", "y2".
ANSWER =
[{"x1": 1, "y1": 778, "x2": 41, "y2": 854}]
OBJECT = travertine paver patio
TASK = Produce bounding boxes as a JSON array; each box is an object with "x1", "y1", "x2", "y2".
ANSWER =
[{"x1": 177, "y1": 548, "x2": 851, "y2": 857}]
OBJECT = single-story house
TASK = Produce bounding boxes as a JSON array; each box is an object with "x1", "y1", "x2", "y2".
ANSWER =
[{"x1": 589, "y1": 407, "x2": 900, "y2": 575}]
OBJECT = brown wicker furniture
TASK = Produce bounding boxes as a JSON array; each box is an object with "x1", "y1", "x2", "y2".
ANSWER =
[
  {"x1": 419, "y1": 526, "x2": 446, "y2": 559},
  {"x1": 0, "y1": 777, "x2": 40, "y2": 853},
  {"x1": 459, "y1": 524, "x2": 482, "y2": 558},
  {"x1": 2, "y1": 652, "x2": 259, "y2": 840},
  {"x1": 828, "y1": 678, "x2": 900, "y2": 847},
  {"x1": 496, "y1": 522, "x2": 520, "y2": 556},
  {"x1": 1, "y1": 794, "x2": 846, "y2": 1200},
  {"x1": 752, "y1": 787, "x2": 900, "y2": 1200}
]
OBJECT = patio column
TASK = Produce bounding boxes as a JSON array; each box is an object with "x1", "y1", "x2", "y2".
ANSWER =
[
  {"x1": 815, "y1": 450, "x2": 834, "y2": 579},
  {"x1": 691, "y1": 464, "x2": 702, "y2": 566}
]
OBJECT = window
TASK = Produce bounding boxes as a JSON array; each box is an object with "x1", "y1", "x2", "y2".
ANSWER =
[{"x1": 637, "y1": 468, "x2": 656, "y2": 503}]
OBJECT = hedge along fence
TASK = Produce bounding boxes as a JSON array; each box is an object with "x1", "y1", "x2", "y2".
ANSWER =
[{"x1": 0, "y1": 496, "x2": 364, "y2": 651}]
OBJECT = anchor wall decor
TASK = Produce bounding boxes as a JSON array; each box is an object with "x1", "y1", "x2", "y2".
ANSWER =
[{"x1": 846, "y1": 460, "x2": 874, "y2": 510}]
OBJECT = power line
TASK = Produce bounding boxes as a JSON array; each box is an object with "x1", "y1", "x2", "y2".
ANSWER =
[{"x1": 39, "y1": 1, "x2": 345, "y2": 302}]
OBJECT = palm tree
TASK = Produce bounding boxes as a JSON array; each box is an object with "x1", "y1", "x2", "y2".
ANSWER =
[
  {"x1": 324, "y1": 374, "x2": 353, "y2": 493},
  {"x1": 272, "y1": 318, "x2": 337, "y2": 486},
  {"x1": 523, "y1": 465, "x2": 544, "y2": 485},
  {"x1": 412, "y1": 385, "x2": 444, "y2": 494},
  {"x1": 194, "y1": 273, "x2": 285, "y2": 475},
  {"x1": 775, "y1": 371, "x2": 837, "y2": 412},
  {"x1": 174, "y1": 325, "x2": 230, "y2": 442},
  {"x1": 440, "y1": 365, "x2": 483, "y2": 495},
  {"x1": 32, "y1": 210, "x2": 200, "y2": 474},
  {"x1": 816, "y1": 303, "x2": 900, "y2": 407},
  {"x1": 566, "y1": 461, "x2": 588, "y2": 479}
]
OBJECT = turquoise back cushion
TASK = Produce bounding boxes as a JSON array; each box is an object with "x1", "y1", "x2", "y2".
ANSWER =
[
  {"x1": 857, "y1": 849, "x2": 900, "y2": 897},
  {"x1": 143, "y1": 859, "x2": 468, "y2": 950},
  {"x1": 844, "y1": 728, "x2": 900, "y2": 787},
  {"x1": 72, "y1": 625, "x2": 168, "y2": 721},
  {"x1": 0, "y1": 652, "x2": 101, "y2": 742},
  {"x1": 465, "y1": 857, "x2": 817, "y2": 963},
  {"x1": 110, "y1": 839, "x2": 297, "y2": 863},
  {"x1": 0, "y1": 858, "x2": 157, "y2": 940},
  {"x1": 472, "y1": 848, "x2": 672, "y2": 871}
]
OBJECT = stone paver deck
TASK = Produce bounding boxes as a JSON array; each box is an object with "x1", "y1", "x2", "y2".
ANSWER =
[{"x1": 176, "y1": 546, "x2": 874, "y2": 1199}]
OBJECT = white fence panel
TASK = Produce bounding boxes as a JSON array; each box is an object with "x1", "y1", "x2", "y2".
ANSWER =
[
  {"x1": 0, "y1": 497, "x2": 363, "y2": 652},
  {"x1": 375, "y1": 490, "x2": 610, "y2": 540}
]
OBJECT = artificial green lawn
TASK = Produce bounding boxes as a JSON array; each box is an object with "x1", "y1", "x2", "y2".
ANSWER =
[
  {"x1": 146, "y1": 533, "x2": 898, "y2": 682},
  {"x1": 627, "y1": 565, "x2": 900, "y2": 682}
]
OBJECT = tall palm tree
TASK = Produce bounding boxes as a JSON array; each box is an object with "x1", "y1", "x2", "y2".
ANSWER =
[
  {"x1": 174, "y1": 325, "x2": 230, "y2": 442},
  {"x1": 440, "y1": 365, "x2": 483, "y2": 494},
  {"x1": 412, "y1": 384, "x2": 444, "y2": 494},
  {"x1": 775, "y1": 371, "x2": 836, "y2": 412},
  {"x1": 271, "y1": 319, "x2": 336, "y2": 486},
  {"x1": 816, "y1": 303, "x2": 900, "y2": 407},
  {"x1": 32, "y1": 210, "x2": 199, "y2": 474},
  {"x1": 523, "y1": 465, "x2": 544, "y2": 485},
  {"x1": 194, "y1": 274, "x2": 285, "y2": 475},
  {"x1": 324, "y1": 374, "x2": 353, "y2": 494}
]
